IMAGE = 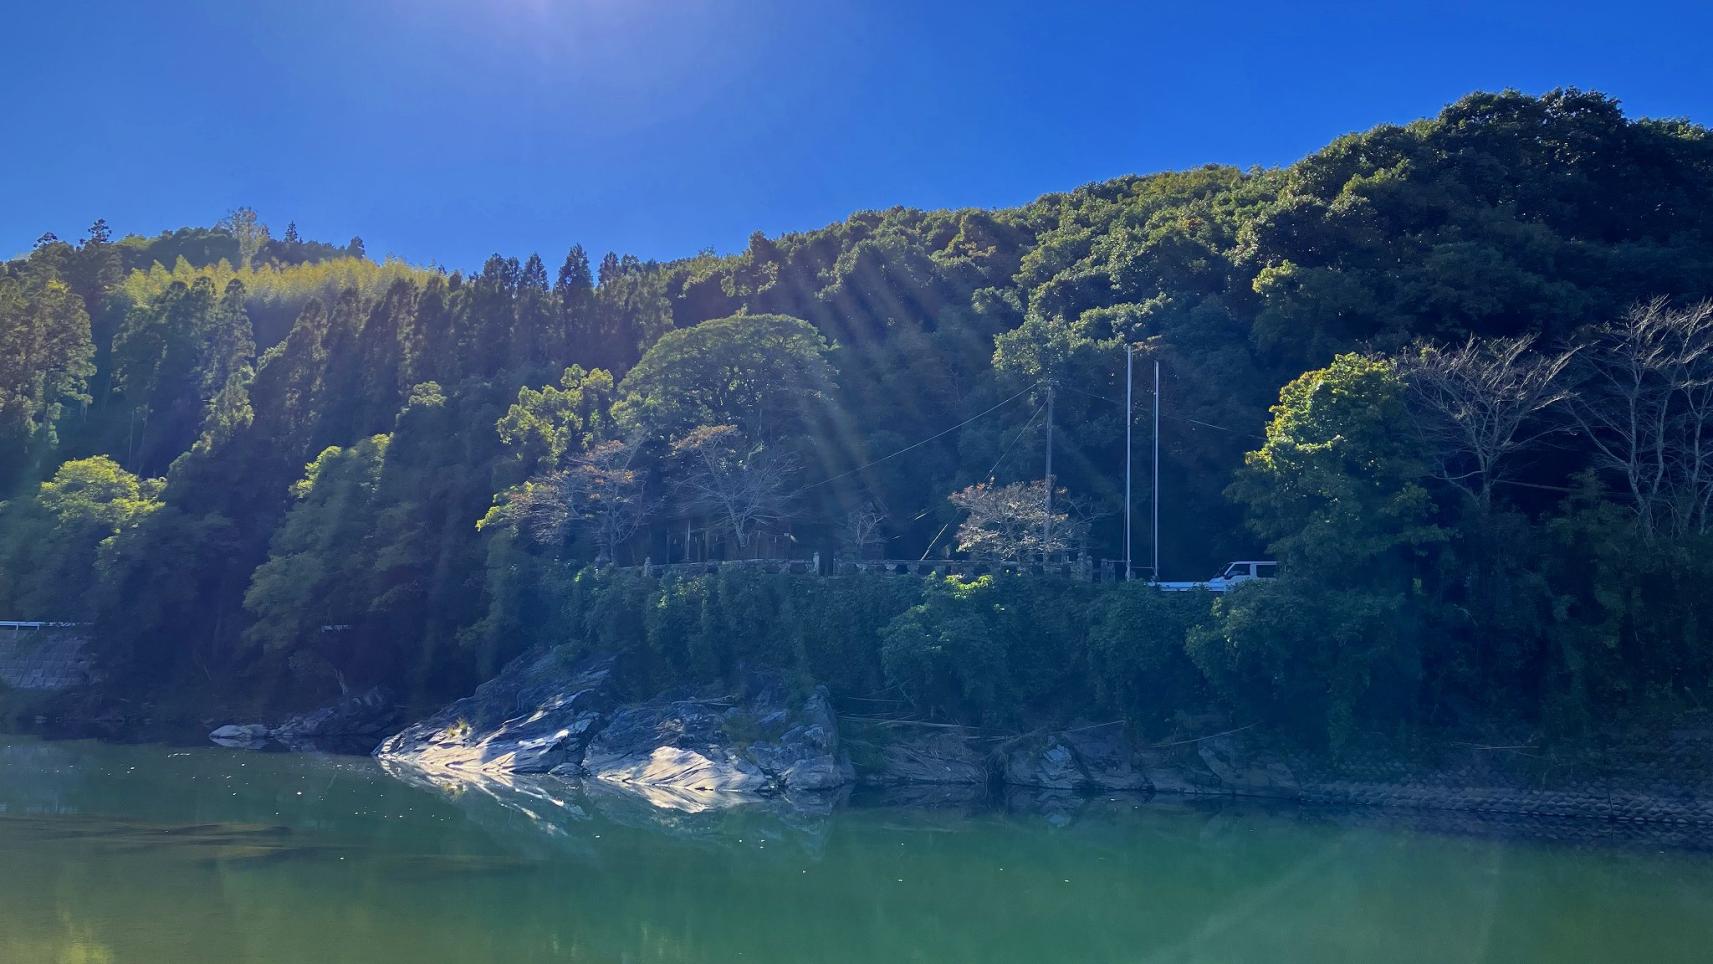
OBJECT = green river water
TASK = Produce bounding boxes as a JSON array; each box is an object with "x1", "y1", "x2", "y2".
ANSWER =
[{"x1": 3, "y1": 734, "x2": 1713, "y2": 963}]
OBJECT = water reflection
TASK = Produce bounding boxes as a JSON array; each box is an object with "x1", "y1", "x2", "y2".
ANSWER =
[{"x1": 5, "y1": 735, "x2": 1713, "y2": 963}]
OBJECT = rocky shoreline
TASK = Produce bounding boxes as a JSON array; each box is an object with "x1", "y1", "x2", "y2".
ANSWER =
[{"x1": 330, "y1": 645, "x2": 1713, "y2": 830}]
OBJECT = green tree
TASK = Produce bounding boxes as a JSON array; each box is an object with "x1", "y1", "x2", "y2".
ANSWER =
[
  {"x1": 0, "y1": 457, "x2": 162, "y2": 618},
  {"x1": 1228, "y1": 353, "x2": 1442, "y2": 573},
  {"x1": 511, "y1": 253, "x2": 555, "y2": 370},
  {"x1": 494, "y1": 365, "x2": 617, "y2": 473},
  {"x1": 244, "y1": 435, "x2": 390, "y2": 663},
  {"x1": 0, "y1": 256, "x2": 95, "y2": 460},
  {"x1": 555, "y1": 245, "x2": 596, "y2": 355},
  {"x1": 615, "y1": 312, "x2": 834, "y2": 443}
]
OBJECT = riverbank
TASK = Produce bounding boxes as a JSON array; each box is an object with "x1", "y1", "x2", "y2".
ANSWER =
[
  {"x1": 13, "y1": 629, "x2": 1713, "y2": 833},
  {"x1": 360, "y1": 643, "x2": 1713, "y2": 834}
]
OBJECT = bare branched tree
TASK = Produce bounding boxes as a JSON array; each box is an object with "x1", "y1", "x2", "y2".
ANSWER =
[
  {"x1": 1398, "y1": 335, "x2": 1576, "y2": 509},
  {"x1": 670, "y1": 424, "x2": 795, "y2": 553},
  {"x1": 1563, "y1": 299, "x2": 1713, "y2": 539},
  {"x1": 563, "y1": 438, "x2": 654, "y2": 563},
  {"x1": 841, "y1": 501, "x2": 887, "y2": 559},
  {"x1": 217, "y1": 206, "x2": 270, "y2": 269},
  {"x1": 949, "y1": 480, "x2": 1092, "y2": 561},
  {"x1": 502, "y1": 437, "x2": 653, "y2": 562}
]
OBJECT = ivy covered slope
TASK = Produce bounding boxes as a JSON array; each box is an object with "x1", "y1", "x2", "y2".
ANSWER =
[{"x1": 5, "y1": 89, "x2": 1713, "y2": 746}]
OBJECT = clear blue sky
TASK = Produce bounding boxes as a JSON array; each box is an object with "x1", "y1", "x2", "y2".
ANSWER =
[{"x1": 4, "y1": 0, "x2": 1712, "y2": 270}]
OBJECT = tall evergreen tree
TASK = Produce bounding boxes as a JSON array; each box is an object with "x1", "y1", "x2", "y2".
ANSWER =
[
  {"x1": 467, "y1": 255, "x2": 519, "y2": 375},
  {"x1": 0, "y1": 253, "x2": 95, "y2": 462},
  {"x1": 556, "y1": 244, "x2": 596, "y2": 355},
  {"x1": 250, "y1": 299, "x2": 331, "y2": 456},
  {"x1": 203, "y1": 279, "x2": 257, "y2": 402},
  {"x1": 355, "y1": 279, "x2": 418, "y2": 432},
  {"x1": 512, "y1": 253, "x2": 554, "y2": 371},
  {"x1": 408, "y1": 274, "x2": 454, "y2": 386},
  {"x1": 315, "y1": 288, "x2": 370, "y2": 447}
]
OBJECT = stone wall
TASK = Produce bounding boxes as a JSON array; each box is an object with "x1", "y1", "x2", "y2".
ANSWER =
[
  {"x1": 977, "y1": 723, "x2": 1713, "y2": 827},
  {"x1": 0, "y1": 629, "x2": 94, "y2": 691},
  {"x1": 1140, "y1": 728, "x2": 1713, "y2": 827},
  {"x1": 1279, "y1": 732, "x2": 1713, "y2": 825}
]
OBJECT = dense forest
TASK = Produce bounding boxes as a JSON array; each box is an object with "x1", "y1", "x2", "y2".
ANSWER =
[{"x1": 6, "y1": 89, "x2": 1713, "y2": 747}]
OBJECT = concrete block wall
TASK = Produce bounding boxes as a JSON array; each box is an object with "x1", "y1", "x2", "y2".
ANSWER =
[{"x1": 0, "y1": 629, "x2": 93, "y2": 691}]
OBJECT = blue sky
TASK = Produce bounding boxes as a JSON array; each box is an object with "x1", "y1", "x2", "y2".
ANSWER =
[{"x1": 4, "y1": 0, "x2": 1712, "y2": 270}]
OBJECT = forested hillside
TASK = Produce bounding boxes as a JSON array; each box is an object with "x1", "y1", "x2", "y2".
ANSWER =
[{"x1": 6, "y1": 89, "x2": 1713, "y2": 744}]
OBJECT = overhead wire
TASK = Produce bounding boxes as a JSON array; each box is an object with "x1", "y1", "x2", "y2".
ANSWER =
[
  {"x1": 790, "y1": 381, "x2": 1040, "y2": 497},
  {"x1": 918, "y1": 397, "x2": 1048, "y2": 560},
  {"x1": 1057, "y1": 381, "x2": 1263, "y2": 439}
]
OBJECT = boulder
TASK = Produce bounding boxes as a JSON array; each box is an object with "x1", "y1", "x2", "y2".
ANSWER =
[
  {"x1": 1001, "y1": 725, "x2": 1150, "y2": 791},
  {"x1": 209, "y1": 723, "x2": 271, "y2": 748},
  {"x1": 582, "y1": 679, "x2": 853, "y2": 794},
  {"x1": 375, "y1": 648, "x2": 617, "y2": 775},
  {"x1": 1003, "y1": 735, "x2": 1084, "y2": 789},
  {"x1": 271, "y1": 685, "x2": 400, "y2": 751},
  {"x1": 583, "y1": 701, "x2": 772, "y2": 792},
  {"x1": 1135, "y1": 750, "x2": 1227, "y2": 795},
  {"x1": 743, "y1": 685, "x2": 852, "y2": 790}
]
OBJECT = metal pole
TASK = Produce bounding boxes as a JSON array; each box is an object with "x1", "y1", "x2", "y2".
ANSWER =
[
  {"x1": 1124, "y1": 345, "x2": 1133, "y2": 580},
  {"x1": 1042, "y1": 383, "x2": 1055, "y2": 560},
  {"x1": 1152, "y1": 359, "x2": 1160, "y2": 581}
]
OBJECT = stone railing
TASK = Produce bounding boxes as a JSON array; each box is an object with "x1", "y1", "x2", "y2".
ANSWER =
[
  {"x1": 634, "y1": 557, "x2": 821, "y2": 579},
  {"x1": 614, "y1": 553, "x2": 1109, "y2": 582},
  {"x1": 834, "y1": 555, "x2": 1095, "y2": 581}
]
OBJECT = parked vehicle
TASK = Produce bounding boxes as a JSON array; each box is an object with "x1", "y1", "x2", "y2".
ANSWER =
[{"x1": 1154, "y1": 560, "x2": 1277, "y2": 593}]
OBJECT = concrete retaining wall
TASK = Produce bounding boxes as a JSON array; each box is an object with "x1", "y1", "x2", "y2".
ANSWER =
[
  {"x1": 0, "y1": 629, "x2": 93, "y2": 691},
  {"x1": 1200, "y1": 730, "x2": 1713, "y2": 826}
]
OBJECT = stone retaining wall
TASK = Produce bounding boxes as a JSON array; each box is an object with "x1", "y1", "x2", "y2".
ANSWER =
[
  {"x1": 0, "y1": 629, "x2": 94, "y2": 691},
  {"x1": 1226, "y1": 730, "x2": 1713, "y2": 826}
]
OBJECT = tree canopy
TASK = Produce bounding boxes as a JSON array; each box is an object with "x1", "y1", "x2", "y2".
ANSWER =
[{"x1": 7, "y1": 89, "x2": 1713, "y2": 744}]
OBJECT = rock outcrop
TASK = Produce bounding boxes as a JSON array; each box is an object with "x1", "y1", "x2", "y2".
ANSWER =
[
  {"x1": 272, "y1": 686, "x2": 400, "y2": 751},
  {"x1": 1002, "y1": 725, "x2": 1150, "y2": 791},
  {"x1": 376, "y1": 648, "x2": 853, "y2": 797},
  {"x1": 370, "y1": 648, "x2": 1311, "y2": 810},
  {"x1": 1194, "y1": 733, "x2": 1300, "y2": 798},
  {"x1": 998, "y1": 725, "x2": 1299, "y2": 799},
  {"x1": 582, "y1": 680, "x2": 851, "y2": 793},
  {"x1": 208, "y1": 686, "x2": 402, "y2": 752},
  {"x1": 375, "y1": 649, "x2": 616, "y2": 775},
  {"x1": 845, "y1": 724, "x2": 991, "y2": 785}
]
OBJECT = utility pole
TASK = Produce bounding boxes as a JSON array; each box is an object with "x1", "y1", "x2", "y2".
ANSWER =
[
  {"x1": 1124, "y1": 345, "x2": 1133, "y2": 580},
  {"x1": 1042, "y1": 381, "x2": 1055, "y2": 559},
  {"x1": 1152, "y1": 359, "x2": 1160, "y2": 581}
]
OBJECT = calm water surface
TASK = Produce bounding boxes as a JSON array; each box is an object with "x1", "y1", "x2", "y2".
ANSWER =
[{"x1": 3, "y1": 735, "x2": 1713, "y2": 963}]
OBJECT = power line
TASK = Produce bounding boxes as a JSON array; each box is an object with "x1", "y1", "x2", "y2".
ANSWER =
[
  {"x1": 1168, "y1": 414, "x2": 1265, "y2": 440},
  {"x1": 984, "y1": 400, "x2": 1048, "y2": 483},
  {"x1": 1057, "y1": 381, "x2": 1263, "y2": 439},
  {"x1": 919, "y1": 398, "x2": 1049, "y2": 560},
  {"x1": 791, "y1": 382, "x2": 1040, "y2": 497}
]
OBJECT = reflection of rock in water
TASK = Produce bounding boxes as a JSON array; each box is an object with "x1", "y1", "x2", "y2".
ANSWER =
[
  {"x1": 1002, "y1": 786, "x2": 1094, "y2": 828},
  {"x1": 584, "y1": 779, "x2": 844, "y2": 858},
  {"x1": 379, "y1": 756, "x2": 844, "y2": 860},
  {"x1": 377, "y1": 758, "x2": 598, "y2": 862},
  {"x1": 852, "y1": 781, "x2": 990, "y2": 813}
]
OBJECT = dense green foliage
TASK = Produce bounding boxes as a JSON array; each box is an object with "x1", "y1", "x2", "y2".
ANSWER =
[{"x1": 7, "y1": 89, "x2": 1713, "y2": 744}]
